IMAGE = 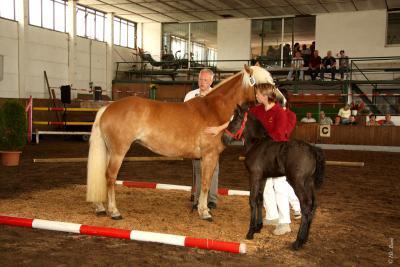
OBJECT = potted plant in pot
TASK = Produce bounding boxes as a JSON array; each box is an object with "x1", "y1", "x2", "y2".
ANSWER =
[{"x1": 0, "y1": 100, "x2": 27, "y2": 166}]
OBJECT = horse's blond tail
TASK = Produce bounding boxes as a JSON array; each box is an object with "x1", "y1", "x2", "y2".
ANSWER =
[{"x1": 86, "y1": 106, "x2": 108, "y2": 203}]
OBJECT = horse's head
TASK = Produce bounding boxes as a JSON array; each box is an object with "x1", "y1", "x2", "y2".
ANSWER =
[
  {"x1": 242, "y1": 65, "x2": 287, "y2": 107},
  {"x1": 222, "y1": 104, "x2": 250, "y2": 146},
  {"x1": 222, "y1": 104, "x2": 269, "y2": 146}
]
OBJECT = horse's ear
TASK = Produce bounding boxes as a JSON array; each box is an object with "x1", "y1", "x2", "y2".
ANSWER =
[{"x1": 244, "y1": 64, "x2": 253, "y2": 76}]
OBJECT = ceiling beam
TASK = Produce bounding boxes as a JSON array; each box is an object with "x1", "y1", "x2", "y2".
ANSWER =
[
  {"x1": 350, "y1": 0, "x2": 359, "y2": 11},
  {"x1": 95, "y1": 0, "x2": 160, "y2": 22},
  {"x1": 184, "y1": 0, "x2": 224, "y2": 19},
  {"x1": 153, "y1": 0, "x2": 204, "y2": 21},
  {"x1": 316, "y1": 0, "x2": 330, "y2": 13},
  {"x1": 250, "y1": 0, "x2": 274, "y2": 16},
  {"x1": 124, "y1": 0, "x2": 180, "y2": 22}
]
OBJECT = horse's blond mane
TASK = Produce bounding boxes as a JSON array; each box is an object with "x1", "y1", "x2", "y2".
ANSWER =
[{"x1": 207, "y1": 66, "x2": 274, "y2": 94}]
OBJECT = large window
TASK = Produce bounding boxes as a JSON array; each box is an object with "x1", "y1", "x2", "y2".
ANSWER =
[
  {"x1": 29, "y1": 0, "x2": 66, "y2": 32},
  {"x1": 162, "y1": 22, "x2": 217, "y2": 67},
  {"x1": 251, "y1": 16, "x2": 315, "y2": 67},
  {"x1": 387, "y1": 11, "x2": 400, "y2": 45},
  {"x1": 0, "y1": 0, "x2": 15, "y2": 20},
  {"x1": 113, "y1": 17, "x2": 136, "y2": 48},
  {"x1": 76, "y1": 5, "x2": 105, "y2": 41}
]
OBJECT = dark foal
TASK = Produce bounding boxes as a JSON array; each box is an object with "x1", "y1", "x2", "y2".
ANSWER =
[{"x1": 222, "y1": 105, "x2": 325, "y2": 250}]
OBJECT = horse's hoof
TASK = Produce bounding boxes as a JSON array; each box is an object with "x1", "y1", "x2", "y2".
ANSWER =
[
  {"x1": 255, "y1": 223, "x2": 263, "y2": 233},
  {"x1": 111, "y1": 215, "x2": 123, "y2": 220},
  {"x1": 292, "y1": 240, "x2": 302, "y2": 250},
  {"x1": 96, "y1": 211, "x2": 107, "y2": 216},
  {"x1": 246, "y1": 233, "x2": 254, "y2": 240}
]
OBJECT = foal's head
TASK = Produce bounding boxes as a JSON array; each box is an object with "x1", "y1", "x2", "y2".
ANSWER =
[{"x1": 222, "y1": 104, "x2": 267, "y2": 146}]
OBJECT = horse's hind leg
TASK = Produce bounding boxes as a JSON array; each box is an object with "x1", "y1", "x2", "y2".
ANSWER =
[
  {"x1": 292, "y1": 180, "x2": 314, "y2": 250},
  {"x1": 106, "y1": 153, "x2": 125, "y2": 220}
]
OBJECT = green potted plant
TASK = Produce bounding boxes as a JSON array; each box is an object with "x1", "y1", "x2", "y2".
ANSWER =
[{"x1": 0, "y1": 100, "x2": 27, "y2": 166}]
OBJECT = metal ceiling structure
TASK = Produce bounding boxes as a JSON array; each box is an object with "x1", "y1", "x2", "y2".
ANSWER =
[{"x1": 77, "y1": 0, "x2": 400, "y2": 23}]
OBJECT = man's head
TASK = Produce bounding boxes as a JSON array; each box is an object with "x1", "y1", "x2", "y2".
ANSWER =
[
  {"x1": 327, "y1": 50, "x2": 332, "y2": 57},
  {"x1": 320, "y1": 111, "x2": 326, "y2": 119},
  {"x1": 369, "y1": 114, "x2": 376, "y2": 120},
  {"x1": 295, "y1": 51, "x2": 302, "y2": 58},
  {"x1": 314, "y1": 50, "x2": 319, "y2": 57},
  {"x1": 255, "y1": 83, "x2": 276, "y2": 106},
  {"x1": 385, "y1": 114, "x2": 392, "y2": 121},
  {"x1": 198, "y1": 69, "x2": 214, "y2": 94},
  {"x1": 306, "y1": 112, "x2": 312, "y2": 119},
  {"x1": 340, "y1": 50, "x2": 345, "y2": 56}
]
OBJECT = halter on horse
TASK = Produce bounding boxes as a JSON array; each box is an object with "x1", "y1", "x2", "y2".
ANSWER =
[{"x1": 86, "y1": 65, "x2": 277, "y2": 221}]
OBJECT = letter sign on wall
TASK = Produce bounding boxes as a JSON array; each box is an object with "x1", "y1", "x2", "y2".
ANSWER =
[{"x1": 320, "y1": 125, "x2": 331, "y2": 137}]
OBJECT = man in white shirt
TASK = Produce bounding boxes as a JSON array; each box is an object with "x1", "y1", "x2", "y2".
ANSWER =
[
  {"x1": 184, "y1": 69, "x2": 219, "y2": 209},
  {"x1": 300, "y1": 112, "x2": 317, "y2": 123}
]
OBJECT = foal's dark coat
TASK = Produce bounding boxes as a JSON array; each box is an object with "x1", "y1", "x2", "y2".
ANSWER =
[{"x1": 222, "y1": 105, "x2": 325, "y2": 250}]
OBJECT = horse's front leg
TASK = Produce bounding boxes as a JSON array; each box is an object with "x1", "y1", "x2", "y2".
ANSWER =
[
  {"x1": 197, "y1": 154, "x2": 218, "y2": 221},
  {"x1": 246, "y1": 173, "x2": 262, "y2": 240},
  {"x1": 255, "y1": 179, "x2": 266, "y2": 233}
]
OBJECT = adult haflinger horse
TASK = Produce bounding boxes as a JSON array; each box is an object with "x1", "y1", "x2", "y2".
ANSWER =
[
  {"x1": 222, "y1": 104, "x2": 325, "y2": 249},
  {"x1": 86, "y1": 65, "x2": 278, "y2": 221}
]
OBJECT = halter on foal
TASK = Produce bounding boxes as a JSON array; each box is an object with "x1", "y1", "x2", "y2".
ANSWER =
[
  {"x1": 222, "y1": 104, "x2": 325, "y2": 249},
  {"x1": 86, "y1": 65, "x2": 275, "y2": 222}
]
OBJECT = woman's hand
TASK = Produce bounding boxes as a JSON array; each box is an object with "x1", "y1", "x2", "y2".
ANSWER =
[{"x1": 204, "y1": 126, "x2": 222, "y2": 136}]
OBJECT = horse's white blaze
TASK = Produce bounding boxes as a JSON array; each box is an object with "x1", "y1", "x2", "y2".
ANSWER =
[{"x1": 86, "y1": 106, "x2": 108, "y2": 202}]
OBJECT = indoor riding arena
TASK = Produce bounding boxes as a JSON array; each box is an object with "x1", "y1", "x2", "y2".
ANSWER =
[{"x1": 1, "y1": 1, "x2": 399, "y2": 266}]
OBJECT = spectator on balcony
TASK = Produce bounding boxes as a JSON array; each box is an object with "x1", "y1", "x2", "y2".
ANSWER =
[
  {"x1": 287, "y1": 51, "x2": 304, "y2": 81},
  {"x1": 381, "y1": 114, "x2": 395, "y2": 126},
  {"x1": 320, "y1": 51, "x2": 337, "y2": 80},
  {"x1": 308, "y1": 50, "x2": 321, "y2": 80},
  {"x1": 347, "y1": 115, "x2": 357, "y2": 125},
  {"x1": 334, "y1": 115, "x2": 342, "y2": 125},
  {"x1": 366, "y1": 114, "x2": 379, "y2": 126},
  {"x1": 338, "y1": 50, "x2": 349, "y2": 80},
  {"x1": 300, "y1": 112, "x2": 317, "y2": 123},
  {"x1": 338, "y1": 104, "x2": 351, "y2": 124},
  {"x1": 319, "y1": 111, "x2": 333, "y2": 125},
  {"x1": 350, "y1": 101, "x2": 365, "y2": 116},
  {"x1": 301, "y1": 44, "x2": 311, "y2": 67}
]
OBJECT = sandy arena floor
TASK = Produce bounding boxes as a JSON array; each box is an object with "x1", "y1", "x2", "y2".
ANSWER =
[{"x1": 1, "y1": 137, "x2": 399, "y2": 266}]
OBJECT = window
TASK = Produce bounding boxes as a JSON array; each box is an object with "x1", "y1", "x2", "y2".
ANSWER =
[
  {"x1": 113, "y1": 17, "x2": 136, "y2": 48},
  {"x1": 0, "y1": 0, "x2": 15, "y2": 20},
  {"x1": 76, "y1": 5, "x2": 105, "y2": 41},
  {"x1": 387, "y1": 11, "x2": 400, "y2": 45},
  {"x1": 29, "y1": 0, "x2": 66, "y2": 32},
  {"x1": 162, "y1": 22, "x2": 217, "y2": 67}
]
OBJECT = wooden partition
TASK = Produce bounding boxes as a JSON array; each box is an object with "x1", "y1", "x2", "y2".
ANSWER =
[{"x1": 292, "y1": 124, "x2": 400, "y2": 146}]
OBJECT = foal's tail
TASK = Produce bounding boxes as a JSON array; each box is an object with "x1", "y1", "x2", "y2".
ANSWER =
[
  {"x1": 312, "y1": 146, "x2": 326, "y2": 189},
  {"x1": 86, "y1": 106, "x2": 108, "y2": 203}
]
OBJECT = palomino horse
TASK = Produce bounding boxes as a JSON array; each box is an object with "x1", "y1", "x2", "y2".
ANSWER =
[
  {"x1": 87, "y1": 65, "x2": 275, "y2": 221},
  {"x1": 222, "y1": 104, "x2": 325, "y2": 249}
]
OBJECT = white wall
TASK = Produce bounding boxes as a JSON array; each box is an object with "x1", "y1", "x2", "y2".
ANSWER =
[
  {"x1": 26, "y1": 26, "x2": 68, "y2": 98},
  {"x1": 217, "y1": 18, "x2": 251, "y2": 70},
  {"x1": 316, "y1": 9, "x2": 400, "y2": 58},
  {"x1": 0, "y1": 18, "x2": 137, "y2": 99},
  {"x1": 0, "y1": 19, "x2": 19, "y2": 97}
]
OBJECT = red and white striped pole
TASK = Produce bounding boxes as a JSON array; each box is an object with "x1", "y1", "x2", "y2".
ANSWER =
[
  {"x1": 115, "y1": 180, "x2": 250, "y2": 196},
  {"x1": 0, "y1": 215, "x2": 246, "y2": 254}
]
